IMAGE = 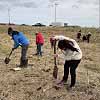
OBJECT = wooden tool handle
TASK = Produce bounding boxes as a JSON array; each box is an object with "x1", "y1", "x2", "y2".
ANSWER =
[{"x1": 53, "y1": 40, "x2": 58, "y2": 79}]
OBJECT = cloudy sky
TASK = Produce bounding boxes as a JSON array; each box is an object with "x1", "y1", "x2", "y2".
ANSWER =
[{"x1": 0, "y1": 0, "x2": 99, "y2": 27}]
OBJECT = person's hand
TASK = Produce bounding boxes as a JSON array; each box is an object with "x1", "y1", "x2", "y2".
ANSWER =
[
  {"x1": 52, "y1": 37, "x2": 58, "y2": 41},
  {"x1": 54, "y1": 39, "x2": 59, "y2": 41},
  {"x1": 53, "y1": 54, "x2": 58, "y2": 58},
  {"x1": 58, "y1": 61, "x2": 65, "y2": 65}
]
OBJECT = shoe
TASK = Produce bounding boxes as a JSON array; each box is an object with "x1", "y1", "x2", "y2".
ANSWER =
[
  {"x1": 57, "y1": 80, "x2": 66, "y2": 85},
  {"x1": 67, "y1": 85, "x2": 75, "y2": 91},
  {"x1": 35, "y1": 53, "x2": 38, "y2": 55},
  {"x1": 19, "y1": 59, "x2": 28, "y2": 68},
  {"x1": 70, "y1": 84, "x2": 75, "y2": 88}
]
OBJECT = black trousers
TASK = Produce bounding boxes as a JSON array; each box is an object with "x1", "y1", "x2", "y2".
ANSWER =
[{"x1": 63, "y1": 60, "x2": 81, "y2": 87}]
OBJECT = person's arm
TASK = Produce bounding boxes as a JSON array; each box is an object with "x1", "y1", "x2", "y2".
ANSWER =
[{"x1": 13, "y1": 35, "x2": 20, "y2": 49}]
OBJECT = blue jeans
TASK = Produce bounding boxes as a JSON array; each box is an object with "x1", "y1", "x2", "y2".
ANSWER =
[{"x1": 37, "y1": 43, "x2": 43, "y2": 56}]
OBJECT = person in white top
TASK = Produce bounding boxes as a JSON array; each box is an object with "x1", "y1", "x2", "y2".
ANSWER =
[{"x1": 53, "y1": 35, "x2": 82, "y2": 88}]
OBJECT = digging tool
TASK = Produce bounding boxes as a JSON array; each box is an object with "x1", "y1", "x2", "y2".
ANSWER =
[
  {"x1": 53, "y1": 40, "x2": 58, "y2": 79},
  {"x1": 4, "y1": 49, "x2": 14, "y2": 64}
]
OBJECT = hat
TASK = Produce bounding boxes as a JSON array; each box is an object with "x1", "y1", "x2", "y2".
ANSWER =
[{"x1": 8, "y1": 27, "x2": 13, "y2": 34}]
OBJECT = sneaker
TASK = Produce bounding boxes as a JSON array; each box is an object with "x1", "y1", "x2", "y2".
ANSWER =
[{"x1": 70, "y1": 85, "x2": 75, "y2": 88}]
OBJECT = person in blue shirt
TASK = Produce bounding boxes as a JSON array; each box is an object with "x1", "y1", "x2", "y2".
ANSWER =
[{"x1": 8, "y1": 27, "x2": 30, "y2": 68}]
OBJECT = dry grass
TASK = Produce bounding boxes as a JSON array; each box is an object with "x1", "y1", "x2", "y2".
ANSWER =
[{"x1": 0, "y1": 25, "x2": 100, "y2": 100}]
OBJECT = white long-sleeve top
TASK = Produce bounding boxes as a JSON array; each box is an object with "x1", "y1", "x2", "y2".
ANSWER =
[{"x1": 53, "y1": 35, "x2": 82, "y2": 61}]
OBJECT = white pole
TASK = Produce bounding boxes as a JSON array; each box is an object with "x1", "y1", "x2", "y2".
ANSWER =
[
  {"x1": 8, "y1": 8, "x2": 10, "y2": 25},
  {"x1": 54, "y1": 3, "x2": 58, "y2": 23},
  {"x1": 54, "y1": 3, "x2": 56, "y2": 23}
]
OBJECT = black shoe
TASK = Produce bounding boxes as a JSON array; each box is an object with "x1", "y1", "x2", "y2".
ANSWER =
[
  {"x1": 67, "y1": 85, "x2": 75, "y2": 91},
  {"x1": 70, "y1": 84, "x2": 75, "y2": 88},
  {"x1": 19, "y1": 59, "x2": 28, "y2": 68}
]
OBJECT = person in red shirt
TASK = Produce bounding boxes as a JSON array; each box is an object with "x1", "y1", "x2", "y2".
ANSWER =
[{"x1": 36, "y1": 32, "x2": 44, "y2": 56}]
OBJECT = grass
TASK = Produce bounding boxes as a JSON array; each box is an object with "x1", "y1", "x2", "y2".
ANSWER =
[
  {"x1": 0, "y1": 25, "x2": 100, "y2": 100},
  {"x1": 0, "y1": 42, "x2": 11, "y2": 55},
  {"x1": 84, "y1": 63, "x2": 100, "y2": 73}
]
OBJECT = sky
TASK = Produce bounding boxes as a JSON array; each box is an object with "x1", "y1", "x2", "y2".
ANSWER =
[{"x1": 0, "y1": 0, "x2": 99, "y2": 27}]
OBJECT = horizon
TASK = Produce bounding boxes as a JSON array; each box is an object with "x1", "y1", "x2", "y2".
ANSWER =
[
  {"x1": 0, "y1": 22, "x2": 98, "y2": 28},
  {"x1": 0, "y1": 0, "x2": 99, "y2": 28}
]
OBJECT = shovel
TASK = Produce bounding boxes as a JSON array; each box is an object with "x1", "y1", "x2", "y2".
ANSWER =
[
  {"x1": 4, "y1": 49, "x2": 13, "y2": 64},
  {"x1": 53, "y1": 40, "x2": 58, "y2": 79}
]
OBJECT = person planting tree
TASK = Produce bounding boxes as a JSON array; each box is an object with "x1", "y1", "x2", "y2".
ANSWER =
[
  {"x1": 53, "y1": 35, "x2": 82, "y2": 88},
  {"x1": 7, "y1": 27, "x2": 30, "y2": 70}
]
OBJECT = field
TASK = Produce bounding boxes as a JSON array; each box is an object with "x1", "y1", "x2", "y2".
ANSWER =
[{"x1": 0, "y1": 25, "x2": 100, "y2": 100}]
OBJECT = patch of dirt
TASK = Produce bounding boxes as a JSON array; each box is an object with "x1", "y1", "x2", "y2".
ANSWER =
[{"x1": 0, "y1": 26, "x2": 100, "y2": 100}]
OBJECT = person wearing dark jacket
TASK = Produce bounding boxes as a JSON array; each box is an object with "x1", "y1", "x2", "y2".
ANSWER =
[
  {"x1": 53, "y1": 35, "x2": 82, "y2": 88},
  {"x1": 86, "y1": 32, "x2": 91, "y2": 43},
  {"x1": 8, "y1": 27, "x2": 29, "y2": 70},
  {"x1": 77, "y1": 30, "x2": 81, "y2": 42}
]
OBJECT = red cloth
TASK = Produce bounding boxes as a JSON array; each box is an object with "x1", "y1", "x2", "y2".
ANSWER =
[
  {"x1": 36, "y1": 32, "x2": 44, "y2": 44},
  {"x1": 50, "y1": 37, "x2": 54, "y2": 43}
]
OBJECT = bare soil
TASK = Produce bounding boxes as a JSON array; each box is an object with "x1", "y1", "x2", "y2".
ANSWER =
[{"x1": 0, "y1": 26, "x2": 100, "y2": 100}]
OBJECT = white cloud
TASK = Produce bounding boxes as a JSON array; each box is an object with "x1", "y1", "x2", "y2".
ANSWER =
[{"x1": 0, "y1": 0, "x2": 99, "y2": 27}]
